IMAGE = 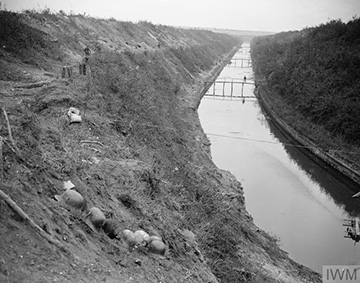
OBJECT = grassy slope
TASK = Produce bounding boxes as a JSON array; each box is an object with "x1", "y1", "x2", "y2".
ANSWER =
[
  {"x1": 0, "y1": 11, "x2": 320, "y2": 283},
  {"x1": 250, "y1": 19, "x2": 360, "y2": 176}
]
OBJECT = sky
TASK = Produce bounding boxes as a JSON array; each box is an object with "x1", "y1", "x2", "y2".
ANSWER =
[{"x1": 2, "y1": 0, "x2": 360, "y2": 32}]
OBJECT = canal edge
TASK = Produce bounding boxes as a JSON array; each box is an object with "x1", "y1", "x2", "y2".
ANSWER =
[
  {"x1": 193, "y1": 44, "x2": 241, "y2": 110},
  {"x1": 254, "y1": 84, "x2": 360, "y2": 188}
]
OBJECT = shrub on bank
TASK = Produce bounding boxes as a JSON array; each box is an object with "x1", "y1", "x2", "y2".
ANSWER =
[
  {"x1": 251, "y1": 18, "x2": 360, "y2": 168},
  {"x1": 251, "y1": 18, "x2": 360, "y2": 144}
]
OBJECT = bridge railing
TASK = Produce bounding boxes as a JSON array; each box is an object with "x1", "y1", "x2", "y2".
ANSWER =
[
  {"x1": 227, "y1": 58, "x2": 252, "y2": 68},
  {"x1": 203, "y1": 80, "x2": 257, "y2": 99}
]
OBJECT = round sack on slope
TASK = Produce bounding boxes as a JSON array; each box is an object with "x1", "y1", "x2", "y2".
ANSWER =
[
  {"x1": 134, "y1": 230, "x2": 150, "y2": 246},
  {"x1": 148, "y1": 235, "x2": 162, "y2": 243},
  {"x1": 87, "y1": 207, "x2": 106, "y2": 229},
  {"x1": 55, "y1": 189, "x2": 85, "y2": 211},
  {"x1": 121, "y1": 229, "x2": 136, "y2": 249},
  {"x1": 148, "y1": 239, "x2": 166, "y2": 255}
]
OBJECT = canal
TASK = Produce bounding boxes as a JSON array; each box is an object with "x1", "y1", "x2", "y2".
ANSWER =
[{"x1": 198, "y1": 43, "x2": 360, "y2": 273}]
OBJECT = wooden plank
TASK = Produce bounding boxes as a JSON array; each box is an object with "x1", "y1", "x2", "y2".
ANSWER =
[
  {"x1": 352, "y1": 191, "x2": 360, "y2": 198},
  {"x1": 204, "y1": 94, "x2": 256, "y2": 98},
  {"x1": 206, "y1": 80, "x2": 255, "y2": 85}
]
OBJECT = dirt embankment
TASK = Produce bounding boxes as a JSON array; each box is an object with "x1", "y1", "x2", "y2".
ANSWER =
[
  {"x1": 250, "y1": 28, "x2": 360, "y2": 188},
  {"x1": 254, "y1": 84, "x2": 360, "y2": 189},
  {"x1": 0, "y1": 11, "x2": 321, "y2": 283}
]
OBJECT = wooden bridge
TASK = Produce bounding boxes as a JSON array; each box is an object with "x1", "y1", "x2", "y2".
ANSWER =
[
  {"x1": 227, "y1": 58, "x2": 252, "y2": 68},
  {"x1": 203, "y1": 80, "x2": 257, "y2": 99}
]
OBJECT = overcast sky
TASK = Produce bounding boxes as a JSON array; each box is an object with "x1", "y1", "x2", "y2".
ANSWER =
[{"x1": 2, "y1": 0, "x2": 360, "y2": 32}]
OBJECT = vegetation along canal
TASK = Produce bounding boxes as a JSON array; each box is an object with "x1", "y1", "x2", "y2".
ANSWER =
[{"x1": 198, "y1": 43, "x2": 360, "y2": 273}]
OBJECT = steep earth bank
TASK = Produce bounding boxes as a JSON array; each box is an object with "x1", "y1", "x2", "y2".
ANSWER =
[
  {"x1": 250, "y1": 22, "x2": 360, "y2": 187},
  {"x1": 0, "y1": 11, "x2": 320, "y2": 282}
]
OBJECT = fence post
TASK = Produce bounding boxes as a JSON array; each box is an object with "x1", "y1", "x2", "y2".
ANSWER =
[
  {"x1": 79, "y1": 63, "x2": 86, "y2": 75},
  {"x1": 62, "y1": 66, "x2": 73, "y2": 78}
]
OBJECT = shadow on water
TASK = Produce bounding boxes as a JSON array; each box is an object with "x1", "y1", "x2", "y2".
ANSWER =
[
  {"x1": 261, "y1": 109, "x2": 360, "y2": 217},
  {"x1": 200, "y1": 43, "x2": 360, "y2": 272}
]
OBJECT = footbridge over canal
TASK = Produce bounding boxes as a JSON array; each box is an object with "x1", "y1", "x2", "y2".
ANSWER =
[
  {"x1": 199, "y1": 42, "x2": 360, "y2": 273},
  {"x1": 203, "y1": 79, "x2": 257, "y2": 99},
  {"x1": 227, "y1": 58, "x2": 252, "y2": 68}
]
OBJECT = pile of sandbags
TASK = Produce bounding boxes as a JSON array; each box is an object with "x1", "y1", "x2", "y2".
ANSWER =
[
  {"x1": 120, "y1": 229, "x2": 166, "y2": 255},
  {"x1": 55, "y1": 180, "x2": 167, "y2": 255}
]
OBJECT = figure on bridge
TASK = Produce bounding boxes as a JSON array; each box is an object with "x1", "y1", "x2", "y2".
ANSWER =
[{"x1": 243, "y1": 76, "x2": 247, "y2": 82}]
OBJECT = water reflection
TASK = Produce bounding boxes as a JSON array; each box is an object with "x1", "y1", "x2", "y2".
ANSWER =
[
  {"x1": 198, "y1": 43, "x2": 360, "y2": 273},
  {"x1": 263, "y1": 109, "x2": 360, "y2": 217}
]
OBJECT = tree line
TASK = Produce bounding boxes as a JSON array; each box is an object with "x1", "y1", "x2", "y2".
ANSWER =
[{"x1": 251, "y1": 18, "x2": 360, "y2": 145}]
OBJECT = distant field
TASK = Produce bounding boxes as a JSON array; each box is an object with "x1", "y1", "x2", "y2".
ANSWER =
[
  {"x1": 175, "y1": 25, "x2": 275, "y2": 39},
  {"x1": 208, "y1": 28, "x2": 275, "y2": 38}
]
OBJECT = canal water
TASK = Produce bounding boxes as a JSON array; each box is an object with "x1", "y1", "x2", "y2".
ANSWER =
[{"x1": 198, "y1": 43, "x2": 360, "y2": 273}]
